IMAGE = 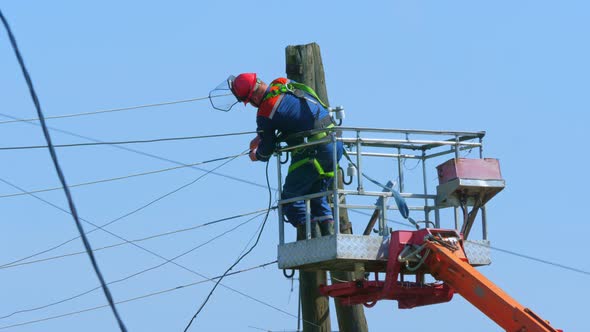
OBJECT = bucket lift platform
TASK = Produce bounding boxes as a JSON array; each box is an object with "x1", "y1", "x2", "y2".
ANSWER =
[
  {"x1": 275, "y1": 127, "x2": 501, "y2": 272},
  {"x1": 278, "y1": 233, "x2": 389, "y2": 272},
  {"x1": 273, "y1": 127, "x2": 561, "y2": 331}
]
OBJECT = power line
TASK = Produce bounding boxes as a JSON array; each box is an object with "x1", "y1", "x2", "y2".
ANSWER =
[
  {"x1": 0, "y1": 261, "x2": 279, "y2": 331},
  {"x1": 352, "y1": 209, "x2": 590, "y2": 276},
  {"x1": 184, "y1": 160, "x2": 273, "y2": 331},
  {"x1": 0, "y1": 131, "x2": 257, "y2": 151},
  {"x1": 5, "y1": 100, "x2": 584, "y2": 282},
  {"x1": 0, "y1": 211, "x2": 265, "y2": 321},
  {"x1": 0, "y1": 111, "x2": 271, "y2": 192},
  {"x1": 0, "y1": 10, "x2": 127, "y2": 331},
  {"x1": 0, "y1": 93, "x2": 232, "y2": 125},
  {"x1": 465, "y1": 240, "x2": 590, "y2": 276},
  {"x1": 0, "y1": 110, "x2": 272, "y2": 196},
  {"x1": 349, "y1": 209, "x2": 414, "y2": 228},
  {"x1": 0, "y1": 207, "x2": 274, "y2": 270},
  {"x1": 0, "y1": 150, "x2": 246, "y2": 269},
  {"x1": 0, "y1": 153, "x2": 249, "y2": 199}
]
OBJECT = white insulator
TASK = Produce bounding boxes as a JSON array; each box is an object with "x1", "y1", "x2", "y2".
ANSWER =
[
  {"x1": 347, "y1": 162, "x2": 357, "y2": 178},
  {"x1": 335, "y1": 106, "x2": 345, "y2": 120},
  {"x1": 329, "y1": 106, "x2": 345, "y2": 120}
]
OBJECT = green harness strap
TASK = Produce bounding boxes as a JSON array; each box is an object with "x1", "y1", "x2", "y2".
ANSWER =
[
  {"x1": 263, "y1": 82, "x2": 328, "y2": 108},
  {"x1": 288, "y1": 157, "x2": 334, "y2": 178},
  {"x1": 266, "y1": 81, "x2": 334, "y2": 177}
]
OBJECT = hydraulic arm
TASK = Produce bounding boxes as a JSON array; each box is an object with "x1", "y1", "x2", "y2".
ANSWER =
[{"x1": 320, "y1": 229, "x2": 562, "y2": 332}]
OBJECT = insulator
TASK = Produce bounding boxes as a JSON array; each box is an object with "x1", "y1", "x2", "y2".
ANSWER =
[
  {"x1": 334, "y1": 106, "x2": 345, "y2": 120},
  {"x1": 347, "y1": 162, "x2": 357, "y2": 178}
]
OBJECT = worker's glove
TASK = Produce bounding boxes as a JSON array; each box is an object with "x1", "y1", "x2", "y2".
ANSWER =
[
  {"x1": 249, "y1": 135, "x2": 261, "y2": 161},
  {"x1": 249, "y1": 148, "x2": 258, "y2": 161},
  {"x1": 250, "y1": 135, "x2": 261, "y2": 150}
]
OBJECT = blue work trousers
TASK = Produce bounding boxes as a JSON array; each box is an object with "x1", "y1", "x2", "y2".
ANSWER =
[{"x1": 282, "y1": 141, "x2": 343, "y2": 227}]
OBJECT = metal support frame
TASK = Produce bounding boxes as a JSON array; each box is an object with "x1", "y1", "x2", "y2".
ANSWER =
[
  {"x1": 332, "y1": 132, "x2": 340, "y2": 235},
  {"x1": 479, "y1": 136, "x2": 488, "y2": 240},
  {"x1": 276, "y1": 126, "x2": 490, "y2": 269},
  {"x1": 277, "y1": 154, "x2": 285, "y2": 245}
]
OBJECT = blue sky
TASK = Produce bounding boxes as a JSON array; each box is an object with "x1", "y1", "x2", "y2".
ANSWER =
[{"x1": 0, "y1": 1, "x2": 587, "y2": 331}]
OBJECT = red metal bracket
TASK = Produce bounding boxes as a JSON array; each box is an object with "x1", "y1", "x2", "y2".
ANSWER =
[{"x1": 319, "y1": 229, "x2": 459, "y2": 308}]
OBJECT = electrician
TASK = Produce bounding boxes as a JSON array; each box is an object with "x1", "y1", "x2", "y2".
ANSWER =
[{"x1": 229, "y1": 73, "x2": 343, "y2": 237}]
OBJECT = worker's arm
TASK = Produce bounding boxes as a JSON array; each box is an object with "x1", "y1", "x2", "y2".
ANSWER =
[{"x1": 253, "y1": 116, "x2": 276, "y2": 162}]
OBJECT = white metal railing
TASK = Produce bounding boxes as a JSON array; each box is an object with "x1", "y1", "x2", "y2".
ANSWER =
[{"x1": 275, "y1": 126, "x2": 486, "y2": 245}]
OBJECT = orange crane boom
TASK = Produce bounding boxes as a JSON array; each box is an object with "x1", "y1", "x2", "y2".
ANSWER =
[
  {"x1": 424, "y1": 236, "x2": 561, "y2": 332},
  {"x1": 320, "y1": 229, "x2": 562, "y2": 332}
]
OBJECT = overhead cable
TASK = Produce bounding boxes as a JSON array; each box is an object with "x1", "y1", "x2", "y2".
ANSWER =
[
  {"x1": 0, "y1": 207, "x2": 275, "y2": 270},
  {"x1": 5, "y1": 103, "x2": 583, "y2": 281},
  {"x1": 351, "y1": 210, "x2": 590, "y2": 276},
  {"x1": 0, "y1": 111, "x2": 271, "y2": 192},
  {"x1": 465, "y1": 240, "x2": 590, "y2": 276},
  {"x1": 0, "y1": 153, "x2": 250, "y2": 199},
  {"x1": 0, "y1": 93, "x2": 232, "y2": 125},
  {"x1": 0, "y1": 10, "x2": 127, "y2": 331},
  {"x1": 0, "y1": 210, "x2": 265, "y2": 321},
  {"x1": 0, "y1": 261, "x2": 280, "y2": 331},
  {"x1": 0, "y1": 131, "x2": 257, "y2": 151},
  {"x1": 183, "y1": 160, "x2": 273, "y2": 331},
  {"x1": 0, "y1": 150, "x2": 246, "y2": 269}
]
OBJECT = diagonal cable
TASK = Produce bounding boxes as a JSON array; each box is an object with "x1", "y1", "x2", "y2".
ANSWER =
[
  {"x1": 0, "y1": 209, "x2": 265, "y2": 320},
  {"x1": 0, "y1": 10, "x2": 127, "y2": 331},
  {"x1": 0, "y1": 131, "x2": 257, "y2": 150},
  {"x1": 0, "y1": 151, "x2": 246, "y2": 268},
  {"x1": 0, "y1": 261, "x2": 284, "y2": 331},
  {"x1": 183, "y1": 158, "x2": 274, "y2": 331},
  {"x1": 0, "y1": 154, "x2": 244, "y2": 199},
  {"x1": 0, "y1": 111, "x2": 269, "y2": 191},
  {"x1": 0, "y1": 93, "x2": 231, "y2": 125},
  {"x1": 0, "y1": 208, "x2": 273, "y2": 270}
]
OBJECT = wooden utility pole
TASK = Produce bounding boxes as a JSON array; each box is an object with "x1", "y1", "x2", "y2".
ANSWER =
[{"x1": 285, "y1": 42, "x2": 369, "y2": 332}]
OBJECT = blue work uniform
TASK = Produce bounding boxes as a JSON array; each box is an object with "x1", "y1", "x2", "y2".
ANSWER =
[{"x1": 255, "y1": 78, "x2": 343, "y2": 227}]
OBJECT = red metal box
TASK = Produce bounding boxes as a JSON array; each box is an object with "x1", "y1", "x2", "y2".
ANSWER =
[{"x1": 436, "y1": 158, "x2": 502, "y2": 184}]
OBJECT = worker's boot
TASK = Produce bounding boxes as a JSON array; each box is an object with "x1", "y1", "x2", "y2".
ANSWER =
[
  {"x1": 319, "y1": 220, "x2": 334, "y2": 236},
  {"x1": 296, "y1": 222, "x2": 322, "y2": 240}
]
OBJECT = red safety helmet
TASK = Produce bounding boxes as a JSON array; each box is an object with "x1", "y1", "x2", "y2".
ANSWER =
[{"x1": 231, "y1": 73, "x2": 258, "y2": 105}]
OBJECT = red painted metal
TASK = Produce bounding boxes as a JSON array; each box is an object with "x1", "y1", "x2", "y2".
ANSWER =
[
  {"x1": 436, "y1": 158, "x2": 503, "y2": 184},
  {"x1": 319, "y1": 228, "x2": 563, "y2": 331},
  {"x1": 319, "y1": 229, "x2": 457, "y2": 309}
]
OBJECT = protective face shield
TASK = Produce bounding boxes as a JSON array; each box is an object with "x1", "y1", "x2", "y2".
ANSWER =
[{"x1": 209, "y1": 75, "x2": 240, "y2": 112}]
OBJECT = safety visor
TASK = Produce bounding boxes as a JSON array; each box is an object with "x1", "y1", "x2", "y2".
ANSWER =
[{"x1": 209, "y1": 75, "x2": 240, "y2": 112}]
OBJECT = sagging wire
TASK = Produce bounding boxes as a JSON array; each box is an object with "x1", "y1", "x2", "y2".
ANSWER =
[
  {"x1": 0, "y1": 150, "x2": 247, "y2": 269},
  {"x1": 402, "y1": 157, "x2": 421, "y2": 171},
  {"x1": 0, "y1": 210, "x2": 265, "y2": 321},
  {"x1": 338, "y1": 166, "x2": 353, "y2": 185},
  {"x1": 341, "y1": 149, "x2": 411, "y2": 222},
  {"x1": 0, "y1": 93, "x2": 233, "y2": 125},
  {"x1": 283, "y1": 269, "x2": 295, "y2": 279},
  {"x1": 279, "y1": 151, "x2": 290, "y2": 164},
  {"x1": 465, "y1": 240, "x2": 590, "y2": 277},
  {"x1": 0, "y1": 131, "x2": 258, "y2": 151},
  {"x1": 349, "y1": 209, "x2": 411, "y2": 228},
  {"x1": 0, "y1": 152, "x2": 250, "y2": 199},
  {"x1": 0, "y1": 111, "x2": 271, "y2": 193},
  {"x1": 0, "y1": 207, "x2": 275, "y2": 271},
  {"x1": 0, "y1": 261, "x2": 278, "y2": 331},
  {"x1": 0, "y1": 10, "x2": 127, "y2": 331},
  {"x1": 183, "y1": 159, "x2": 274, "y2": 331}
]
